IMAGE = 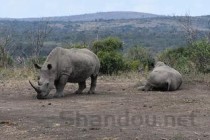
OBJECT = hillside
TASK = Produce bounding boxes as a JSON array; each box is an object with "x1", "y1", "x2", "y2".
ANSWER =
[
  {"x1": 44, "y1": 11, "x2": 159, "y2": 21},
  {"x1": 0, "y1": 11, "x2": 160, "y2": 22},
  {"x1": 0, "y1": 12, "x2": 210, "y2": 57}
]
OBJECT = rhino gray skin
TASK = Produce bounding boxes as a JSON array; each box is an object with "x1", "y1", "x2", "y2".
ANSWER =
[
  {"x1": 29, "y1": 47, "x2": 100, "y2": 99},
  {"x1": 138, "y1": 61, "x2": 182, "y2": 91}
]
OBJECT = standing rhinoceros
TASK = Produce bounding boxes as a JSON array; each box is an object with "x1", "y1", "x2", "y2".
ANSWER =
[
  {"x1": 138, "y1": 61, "x2": 182, "y2": 91},
  {"x1": 29, "y1": 47, "x2": 100, "y2": 99}
]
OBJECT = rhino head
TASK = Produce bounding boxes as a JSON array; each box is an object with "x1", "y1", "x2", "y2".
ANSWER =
[{"x1": 29, "y1": 63, "x2": 56, "y2": 99}]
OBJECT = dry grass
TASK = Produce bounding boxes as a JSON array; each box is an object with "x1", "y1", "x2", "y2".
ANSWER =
[
  {"x1": 183, "y1": 72, "x2": 210, "y2": 84},
  {"x1": 1, "y1": 67, "x2": 210, "y2": 86},
  {"x1": 0, "y1": 67, "x2": 36, "y2": 81},
  {"x1": 98, "y1": 71, "x2": 144, "y2": 82}
]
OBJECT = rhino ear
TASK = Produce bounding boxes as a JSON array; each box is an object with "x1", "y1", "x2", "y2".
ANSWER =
[
  {"x1": 34, "y1": 63, "x2": 42, "y2": 69},
  {"x1": 47, "y1": 64, "x2": 52, "y2": 70}
]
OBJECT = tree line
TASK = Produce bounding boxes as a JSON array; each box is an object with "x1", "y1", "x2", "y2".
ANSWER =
[{"x1": 1, "y1": 15, "x2": 210, "y2": 75}]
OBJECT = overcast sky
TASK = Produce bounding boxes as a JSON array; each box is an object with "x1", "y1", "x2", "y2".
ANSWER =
[{"x1": 0, "y1": 0, "x2": 209, "y2": 18}]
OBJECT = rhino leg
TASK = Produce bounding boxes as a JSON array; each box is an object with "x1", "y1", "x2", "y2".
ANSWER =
[
  {"x1": 75, "y1": 81, "x2": 86, "y2": 94},
  {"x1": 142, "y1": 83, "x2": 153, "y2": 91},
  {"x1": 166, "y1": 79, "x2": 171, "y2": 91},
  {"x1": 54, "y1": 75, "x2": 68, "y2": 98},
  {"x1": 88, "y1": 75, "x2": 97, "y2": 94},
  {"x1": 137, "y1": 86, "x2": 145, "y2": 91}
]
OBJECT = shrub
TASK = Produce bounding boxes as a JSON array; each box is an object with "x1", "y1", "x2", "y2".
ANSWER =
[
  {"x1": 190, "y1": 40, "x2": 210, "y2": 72},
  {"x1": 92, "y1": 37, "x2": 125, "y2": 75},
  {"x1": 63, "y1": 43, "x2": 87, "y2": 49},
  {"x1": 92, "y1": 37, "x2": 123, "y2": 53},
  {"x1": 158, "y1": 40, "x2": 210, "y2": 73},
  {"x1": 92, "y1": 37, "x2": 124, "y2": 75},
  {"x1": 126, "y1": 45, "x2": 155, "y2": 71},
  {"x1": 98, "y1": 51, "x2": 124, "y2": 75},
  {"x1": 123, "y1": 60, "x2": 140, "y2": 71}
]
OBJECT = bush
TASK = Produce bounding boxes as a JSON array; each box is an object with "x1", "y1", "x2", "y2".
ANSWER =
[
  {"x1": 126, "y1": 45, "x2": 155, "y2": 71},
  {"x1": 93, "y1": 37, "x2": 124, "y2": 75},
  {"x1": 158, "y1": 48, "x2": 194, "y2": 73},
  {"x1": 123, "y1": 60, "x2": 140, "y2": 71},
  {"x1": 158, "y1": 40, "x2": 210, "y2": 73},
  {"x1": 190, "y1": 40, "x2": 210, "y2": 72},
  {"x1": 98, "y1": 51, "x2": 124, "y2": 75},
  {"x1": 63, "y1": 43, "x2": 87, "y2": 49}
]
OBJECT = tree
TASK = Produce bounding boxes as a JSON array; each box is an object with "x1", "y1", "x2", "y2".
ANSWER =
[
  {"x1": 92, "y1": 37, "x2": 124, "y2": 75},
  {"x1": 63, "y1": 43, "x2": 87, "y2": 49},
  {"x1": 190, "y1": 40, "x2": 210, "y2": 72},
  {"x1": 176, "y1": 13, "x2": 198, "y2": 46},
  {"x1": 126, "y1": 45, "x2": 155, "y2": 71},
  {"x1": 0, "y1": 37, "x2": 13, "y2": 68},
  {"x1": 158, "y1": 47, "x2": 193, "y2": 73},
  {"x1": 26, "y1": 20, "x2": 53, "y2": 60},
  {"x1": 92, "y1": 37, "x2": 123, "y2": 54},
  {"x1": 0, "y1": 22, "x2": 16, "y2": 68},
  {"x1": 158, "y1": 40, "x2": 210, "y2": 73},
  {"x1": 206, "y1": 20, "x2": 210, "y2": 43},
  {"x1": 97, "y1": 51, "x2": 124, "y2": 75}
]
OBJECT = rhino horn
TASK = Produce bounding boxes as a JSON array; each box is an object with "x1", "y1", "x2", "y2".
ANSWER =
[
  {"x1": 34, "y1": 63, "x2": 42, "y2": 69},
  {"x1": 29, "y1": 80, "x2": 41, "y2": 93}
]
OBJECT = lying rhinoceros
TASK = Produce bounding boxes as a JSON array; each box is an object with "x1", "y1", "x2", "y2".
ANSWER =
[
  {"x1": 29, "y1": 47, "x2": 100, "y2": 99},
  {"x1": 138, "y1": 61, "x2": 182, "y2": 91}
]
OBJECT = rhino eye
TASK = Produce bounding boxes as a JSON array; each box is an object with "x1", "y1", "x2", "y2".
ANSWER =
[
  {"x1": 47, "y1": 64, "x2": 52, "y2": 70},
  {"x1": 37, "y1": 76, "x2": 40, "y2": 80}
]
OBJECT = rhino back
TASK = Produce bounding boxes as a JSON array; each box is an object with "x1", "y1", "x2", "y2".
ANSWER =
[
  {"x1": 58, "y1": 48, "x2": 100, "y2": 82},
  {"x1": 148, "y1": 66, "x2": 182, "y2": 90}
]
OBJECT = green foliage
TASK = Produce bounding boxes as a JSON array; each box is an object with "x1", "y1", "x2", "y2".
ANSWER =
[
  {"x1": 126, "y1": 45, "x2": 155, "y2": 71},
  {"x1": 1, "y1": 15, "x2": 210, "y2": 57},
  {"x1": 98, "y1": 51, "x2": 124, "y2": 75},
  {"x1": 63, "y1": 43, "x2": 87, "y2": 49},
  {"x1": 123, "y1": 60, "x2": 140, "y2": 72},
  {"x1": 92, "y1": 37, "x2": 123, "y2": 54},
  {"x1": 93, "y1": 37, "x2": 124, "y2": 75},
  {"x1": 93, "y1": 38, "x2": 155, "y2": 74},
  {"x1": 158, "y1": 48, "x2": 194, "y2": 73},
  {"x1": 190, "y1": 40, "x2": 210, "y2": 72},
  {"x1": 158, "y1": 40, "x2": 210, "y2": 73}
]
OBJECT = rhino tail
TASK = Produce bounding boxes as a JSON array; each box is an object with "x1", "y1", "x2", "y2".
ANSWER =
[{"x1": 166, "y1": 79, "x2": 171, "y2": 91}]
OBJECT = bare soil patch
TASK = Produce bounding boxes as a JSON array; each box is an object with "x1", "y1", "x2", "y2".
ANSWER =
[{"x1": 0, "y1": 78, "x2": 210, "y2": 140}]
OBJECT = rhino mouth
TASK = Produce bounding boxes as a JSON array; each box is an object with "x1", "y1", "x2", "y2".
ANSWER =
[
  {"x1": 29, "y1": 80, "x2": 50, "y2": 99},
  {"x1": 36, "y1": 94, "x2": 48, "y2": 99}
]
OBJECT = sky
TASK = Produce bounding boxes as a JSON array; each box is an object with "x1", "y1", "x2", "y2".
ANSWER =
[{"x1": 0, "y1": 0, "x2": 209, "y2": 18}]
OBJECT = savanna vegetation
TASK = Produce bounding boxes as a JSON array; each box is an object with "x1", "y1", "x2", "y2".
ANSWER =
[
  {"x1": 1, "y1": 13, "x2": 210, "y2": 140},
  {"x1": 0, "y1": 14, "x2": 210, "y2": 81}
]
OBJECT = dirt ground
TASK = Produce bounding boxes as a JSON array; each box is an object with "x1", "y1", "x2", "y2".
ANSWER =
[{"x1": 0, "y1": 77, "x2": 210, "y2": 140}]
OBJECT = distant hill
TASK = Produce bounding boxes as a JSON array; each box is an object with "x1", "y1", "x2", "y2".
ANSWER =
[
  {"x1": 46, "y1": 11, "x2": 160, "y2": 21},
  {"x1": 0, "y1": 11, "x2": 160, "y2": 22},
  {"x1": 0, "y1": 11, "x2": 210, "y2": 57}
]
